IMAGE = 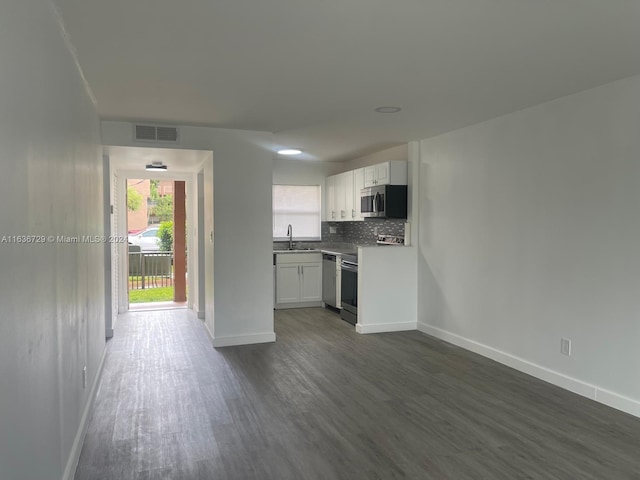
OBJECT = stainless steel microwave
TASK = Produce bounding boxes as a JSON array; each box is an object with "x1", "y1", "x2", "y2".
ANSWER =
[{"x1": 360, "y1": 185, "x2": 407, "y2": 219}]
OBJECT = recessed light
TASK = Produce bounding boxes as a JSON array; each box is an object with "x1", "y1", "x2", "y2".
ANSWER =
[
  {"x1": 277, "y1": 148, "x2": 303, "y2": 156},
  {"x1": 145, "y1": 161, "x2": 167, "y2": 171},
  {"x1": 375, "y1": 106, "x2": 402, "y2": 113}
]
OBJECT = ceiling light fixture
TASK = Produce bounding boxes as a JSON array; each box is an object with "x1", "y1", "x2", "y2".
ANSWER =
[
  {"x1": 145, "y1": 161, "x2": 168, "y2": 171},
  {"x1": 277, "y1": 148, "x2": 303, "y2": 156},
  {"x1": 375, "y1": 106, "x2": 402, "y2": 113}
]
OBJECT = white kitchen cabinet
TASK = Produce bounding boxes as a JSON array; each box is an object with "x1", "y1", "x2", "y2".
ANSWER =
[
  {"x1": 353, "y1": 168, "x2": 365, "y2": 220},
  {"x1": 335, "y1": 172, "x2": 347, "y2": 220},
  {"x1": 336, "y1": 171, "x2": 356, "y2": 221},
  {"x1": 275, "y1": 264, "x2": 301, "y2": 304},
  {"x1": 343, "y1": 170, "x2": 355, "y2": 221},
  {"x1": 325, "y1": 170, "x2": 362, "y2": 222},
  {"x1": 275, "y1": 253, "x2": 323, "y2": 308},
  {"x1": 299, "y1": 262, "x2": 322, "y2": 302},
  {"x1": 325, "y1": 175, "x2": 339, "y2": 222},
  {"x1": 325, "y1": 175, "x2": 337, "y2": 221},
  {"x1": 363, "y1": 161, "x2": 407, "y2": 187}
]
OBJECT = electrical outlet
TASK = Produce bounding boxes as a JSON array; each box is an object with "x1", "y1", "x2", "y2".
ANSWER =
[
  {"x1": 329, "y1": 226, "x2": 337, "y2": 234},
  {"x1": 560, "y1": 338, "x2": 572, "y2": 356},
  {"x1": 82, "y1": 365, "x2": 87, "y2": 389}
]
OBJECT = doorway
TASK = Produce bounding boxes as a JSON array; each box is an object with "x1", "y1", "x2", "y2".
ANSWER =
[
  {"x1": 106, "y1": 146, "x2": 212, "y2": 323},
  {"x1": 126, "y1": 178, "x2": 187, "y2": 309}
]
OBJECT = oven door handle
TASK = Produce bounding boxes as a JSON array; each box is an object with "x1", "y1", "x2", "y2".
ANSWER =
[{"x1": 372, "y1": 192, "x2": 379, "y2": 213}]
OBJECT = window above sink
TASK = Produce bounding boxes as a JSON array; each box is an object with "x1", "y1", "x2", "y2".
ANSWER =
[{"x1": 272, "y1": 185, "x2": 321, "y2": 241}]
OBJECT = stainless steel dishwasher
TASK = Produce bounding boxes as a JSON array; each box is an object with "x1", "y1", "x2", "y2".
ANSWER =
[{"x1": 322, "y1": 253, "x2": 339, "y2": 308}]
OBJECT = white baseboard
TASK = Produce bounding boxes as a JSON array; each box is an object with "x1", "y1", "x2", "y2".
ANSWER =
[
  {"x1": 212, "y1": 332, "x2": 276, "y2": 348},
  {"x1": 595, "y1": 388, "x2": 640, "y2": 418},
  {"x1": 202, "y1": 320, "x2": 214, "y2": 343},
  {"x1": 356, "y1": 321, "x2": 417, "y2": 334},
  {"x1": 62, "y1": 345, "x2": 108, "y2": 480},
  {"x1": 417, "y1": 322, "x2": 640, "y2": 419},
  {"x1": 274, "y1": 301, "x2": 323, "y2": 310}
]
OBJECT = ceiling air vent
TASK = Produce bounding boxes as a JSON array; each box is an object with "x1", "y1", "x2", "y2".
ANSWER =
[{"x1": 134, "y1": 124, "x2": 179, "y2": 143}]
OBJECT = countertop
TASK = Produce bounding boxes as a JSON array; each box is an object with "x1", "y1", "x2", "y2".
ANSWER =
[
  {"x1": 272, "y1": 248, "x2": 355, "y2": 255},
  {"x1": 273, "y1": 242, "x2": 357, "y2": 256},
  {"x1": 273, "y1": 243, "x2": 408, "y2": 256}
]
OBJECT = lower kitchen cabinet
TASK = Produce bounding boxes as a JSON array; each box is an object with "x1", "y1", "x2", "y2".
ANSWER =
[
  {"x1": 299, "y1": 262, "x2": 322, "y2": 302},
  {"x1": 276, "y1": 264, "x2": 301, "y2": 304},
  {"x1": 275, "y1": 253, "x2": 323, "y2": 309}
]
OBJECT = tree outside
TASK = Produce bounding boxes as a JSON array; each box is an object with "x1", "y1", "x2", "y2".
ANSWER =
[
  {"x1": 157, "y1": 221, "x2": 174, "y2": 252},
  {"x1": 151, "y1": 195, "x2": 173, "y2": 222},
  {"x1": 127, "y1": 186, "x2": 143, "y2": 212}
]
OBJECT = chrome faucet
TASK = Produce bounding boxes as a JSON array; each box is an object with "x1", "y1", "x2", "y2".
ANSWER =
[{"x1": 287, "y1": 224, "x2": 293, "y2": 250}]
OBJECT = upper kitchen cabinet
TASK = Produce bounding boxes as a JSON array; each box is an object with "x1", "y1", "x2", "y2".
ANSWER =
[
  {"x1": 325, "y1": 175, "x2": 337, "y2": 221},
  {"x1": 325, "y1": 169, "x2": 364, "y2": 222},
  {"x1": 363, "y1": 161, "x2": 407, "y2": 187},
  {"x1": 353, "y1": 168, "x2": 365, "y2": 220},
  {"x1": 338, "y1": 171, "x2": 352, "y2": 221}
]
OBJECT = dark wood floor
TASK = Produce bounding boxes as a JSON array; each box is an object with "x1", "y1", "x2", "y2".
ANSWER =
[{"x1": 75, "y1": 308, "x2": 640, "y2": 479}]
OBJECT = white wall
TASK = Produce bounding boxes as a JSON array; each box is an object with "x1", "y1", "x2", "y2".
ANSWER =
[
  {"x1": 417, "y1": 75, "x2": 640, "y2": 416},
  {"x1": 340, "y1": 144, "x2": 408, "y2": 172},
  {"x1": 102, "y1": 121, "x2": 275, "y2": 347},
  {"x1": 0, "y1": 1, "x2": 105, "y2": 479},
  {"x1": 357, "y1": 246, "x2": 417, "y2": 333},
  {"x1": 273, "y1": 157, "x2": 336, "y2": 185}
]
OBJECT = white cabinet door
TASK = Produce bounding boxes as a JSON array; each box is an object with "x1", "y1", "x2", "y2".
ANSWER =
[
  {"x1": 375, "y1": 163, "x2": 390, "y2": 185},
  {"x1": 299, "y1": 262, "x2": 322, "y2": 302},
  {"x1": 325, "y1": 175, "x2": 337, "y2": 221},
  {"x1": 343, "y1": 170, "x2": 354, "y2": 220},
  {"x1": 353, "y1": 168, "x2": 364, "y2": 220},
  {"x1": 276, "y1": 264, "x2": 300, "y2": 304},
  {"x1": 362, "y1": 161, "x2": 407, "y2": 187},
  {"x1": 364, "y1": 166, "x2": 377, "y2": 187},
  {"x1": 335, "y1": 173, "x2": 347, "y2": 221}
]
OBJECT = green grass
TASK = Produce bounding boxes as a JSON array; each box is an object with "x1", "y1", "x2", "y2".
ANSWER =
[{"x1": 129, "y1": 286, "x2": 174, "y2": 303}]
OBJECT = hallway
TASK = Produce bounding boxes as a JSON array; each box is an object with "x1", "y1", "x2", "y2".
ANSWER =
[{"x1": 75, "y1": 309, "x2": 640, "y2": 479}]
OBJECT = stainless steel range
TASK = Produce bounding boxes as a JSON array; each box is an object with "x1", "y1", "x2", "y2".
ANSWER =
[{"x1": 340, "y1": 253, "x2": 358, "y2": 325}]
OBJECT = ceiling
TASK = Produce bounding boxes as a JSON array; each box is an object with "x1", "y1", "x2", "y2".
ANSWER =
[
  {"x1": 107, "y1": 146, "x2": 211, "y2": 174},
  {"x1": 54, "y1": 0, "x2": 640, "y2": 162}
]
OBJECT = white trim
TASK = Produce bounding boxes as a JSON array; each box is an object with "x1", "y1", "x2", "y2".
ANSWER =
[
  {"x1": 417, "y1": 322, "x2": 640, "y2": 419},
  {"x1": 212, "y1": 332, "x2": 276, "y2": 348},
  {"x1": 356, "y1": 321, "x2": 417, "y2": 334},
  {"x1": 274, "y1": 301, "x2": 323, "y2": 310},
  {"x1": 202, "y1": 320, "x2": 214, "y2": 343},
  {"x1": 62, "y1": 345, "x2": 108, "y2": 480},
  {"x1": 595, "y1": 389, "x2": 640, "y2": 418}
]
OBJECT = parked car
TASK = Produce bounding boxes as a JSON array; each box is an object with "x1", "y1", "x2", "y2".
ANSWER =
[{"x1": 128, "y1": 227, "x2": 160, "y2": 251}]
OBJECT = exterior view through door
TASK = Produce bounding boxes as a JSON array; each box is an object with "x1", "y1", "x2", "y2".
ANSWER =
[{"x1": 126, "y1": 179, "x2": 187, "y2": 307}]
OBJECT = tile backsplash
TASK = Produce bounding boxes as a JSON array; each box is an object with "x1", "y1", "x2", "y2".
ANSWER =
[
  {"x1": 322, "y1": 220, "x2": 405, "y2": 245},
  {"x1": 274, "y1": 220, "x2": 406, "y2": 250}
]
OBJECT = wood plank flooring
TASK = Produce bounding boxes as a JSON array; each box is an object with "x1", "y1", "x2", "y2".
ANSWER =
[{"x1": 75, "y1": 308, "x2": 640, "y2": 479}]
